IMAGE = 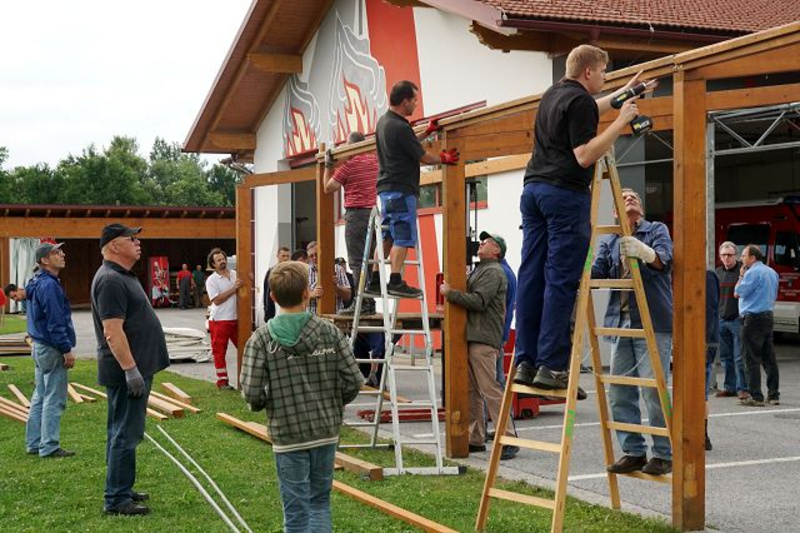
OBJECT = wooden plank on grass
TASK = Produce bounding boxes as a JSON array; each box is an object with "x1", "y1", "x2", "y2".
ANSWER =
[
  {"x1": 150, "y1": 391, "x2": 201, "y2": 413},
  {"x1": 0, "y1": 363, "x2": 9, "y2": 371},
  {"x1": 161, "y1": 382, "x2": 192, "y2": 404},
  {"x1": 334, "y1": 452, "x2": 383, "y2": 481},
  {"x1": 146, "y1": 408, "x2": 168, "y2": 421},
  {"x1": 71, "y1": 382, "x2": 107, "y2": 399},
  {"x1": 66, "y1": 384, "x2": 84, "y2": 404},
  {"x1": 77, "y1": 393, "x2": 97, "y2": 403},
  {"x1": 332, "y1": 480, "x2": 458, "y2": 533},
  {"x1": 216, "y1": 412, "x2": 272, "y2": 443},
  {"x1": 0, "y1": 405, "x2": 27, "y2": 424},
  {"x1": 0, "y1": 395, "x2": 29, "y2": 415},
  {"x1": 147, "y1": 396, "x2": 184, "y2": 418},
  {"x1": 8, "y1": 384, "x2": 30, "y2": 407}
]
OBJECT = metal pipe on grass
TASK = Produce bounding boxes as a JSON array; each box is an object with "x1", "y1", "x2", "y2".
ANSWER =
[
  {"x1": 156, "y1": 425, "x2": 253, "y2": 533},
  {"x1": 144, "y1": 432, "x2": 240, "y2": 533}
]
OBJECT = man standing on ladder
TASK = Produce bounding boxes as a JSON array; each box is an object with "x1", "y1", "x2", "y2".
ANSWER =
[
  {"x1": 441, "y1": 231, "x2": 519, "y2": 460},
  {"x1": 513, "y1": 44, "x2": 651, "y2": 391},
  {"x1": 591, "y1": 188, "x2": 674, "y2": 476},
  {"x1": 366, "y1": 80, "x2": 459, "y2": 298}
]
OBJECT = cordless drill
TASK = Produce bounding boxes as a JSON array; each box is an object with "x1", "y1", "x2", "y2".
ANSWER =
[{"x1": 610, "y1": 82, "x2": 653, "y2": 135}]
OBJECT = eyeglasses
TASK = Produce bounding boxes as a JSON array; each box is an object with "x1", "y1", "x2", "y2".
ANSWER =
[
  {"x1": 479, "y1": 239, "x2": 495, "y2": 247},
  {"x1": 719, "y1": 253, "x2": 735, "y2": 257}
]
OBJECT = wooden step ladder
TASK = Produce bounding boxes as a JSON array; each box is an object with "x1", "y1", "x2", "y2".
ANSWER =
[{"x1": 476, "y1": 150, "x2": 673, "y2": 532}]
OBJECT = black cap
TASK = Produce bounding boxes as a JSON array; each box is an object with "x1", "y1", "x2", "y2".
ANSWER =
[
  {"x1": 479, "y1": 231, "x2": 507, "y2": 258},
  {"x1": 100, "y1": 223, "x2": 142, "y2": 249}
]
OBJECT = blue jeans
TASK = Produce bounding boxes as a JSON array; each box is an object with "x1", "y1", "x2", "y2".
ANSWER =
[
  {"x1": 275, "y1": 443, "x2": 337, "y2": 533},
  {"x1": 515, "y1": 182, "x2": 591, "y2": 371},
  {"x1": 25, "y1": 342, "x2": 68, "y2": 457},
  {"x1": 104, "y1": 377, "x2": 152, "y2": 510},
  {"x1": 608, "y1": 317, "x2": 672, "y2": 461},
  {"x1": 719, "y1": 318, "x2": 747, "y2": 393}
]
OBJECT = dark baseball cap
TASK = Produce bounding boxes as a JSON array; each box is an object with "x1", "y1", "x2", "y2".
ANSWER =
[
  {"x1": 479, "y1": 231, "x2": 507, "y2": 257},
  {"x1": 100, "y1": 223, "x2": 142, "y2": 248},
  {"x1": 35, "y1": 242, "x2": 64, "y2": 264}
]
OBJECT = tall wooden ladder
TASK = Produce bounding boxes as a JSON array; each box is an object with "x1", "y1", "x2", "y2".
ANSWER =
[
  {"x1": 341, "y1": 205, "x2": 459, "y2": 476},
  {"x1": 475, "y1": 150, "x2": 673, "y2": 532}
]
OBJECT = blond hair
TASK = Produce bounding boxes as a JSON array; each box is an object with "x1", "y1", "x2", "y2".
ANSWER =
[
  {"x1": 269, "y1": 261, "x2": 309, "y2": 307},
  {"x1": 566, "y1": 45, "x2": 609, "y2": 78}
]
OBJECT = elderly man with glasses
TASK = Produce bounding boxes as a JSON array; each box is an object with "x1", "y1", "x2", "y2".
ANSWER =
[{"x1": 715, "y1": 241, "x2": 749, "y2": 399}]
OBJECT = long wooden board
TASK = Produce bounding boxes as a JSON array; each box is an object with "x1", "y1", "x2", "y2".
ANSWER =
[
  {"x1": 161, "y1": 382, "x2": 192, "y2": 404},
  {"x1": 0, "y1": 396, "x2": 29, "y2": 415},
  {"x1": 216, "y1": 412, "x2": 272, "y2": 443},
  {"x1": 66, "y1": 384, "x2": 84, "y2": 404},
  {"x1": 150, "y1": 391, "x2": 201, "y2": 413},
  {"x1": 147, "y1": 396, "x2": 185, "y2": 418},
  {"x1": 71, "y1": 382, "x2": 107, "y2": 399},
  {"x1": 8, "y1": 384, "x2": 30, "y2": 407},
  {"x1": 0, "y1": 405, "x2": 27, "y2": 424},
  {"x1": 77, "y1": 393, "x2": 97, "y2": 403},
  {"x1": 332, "y1": 480, "x2": 457, "y2": 533}
]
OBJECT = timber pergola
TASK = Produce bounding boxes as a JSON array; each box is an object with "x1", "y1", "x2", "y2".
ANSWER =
[{"x1": 234, "y1": 21, "x2": 800, "y2": 530}]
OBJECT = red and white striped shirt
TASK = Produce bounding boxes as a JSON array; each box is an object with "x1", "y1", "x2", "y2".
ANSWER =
[{"x1": 333, "y1": 153, "x2": 378, "y2": 209}]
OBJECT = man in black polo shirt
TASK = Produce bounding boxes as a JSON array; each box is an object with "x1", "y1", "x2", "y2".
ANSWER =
[
  {"x1": 366, "y1": 80, "x2": 459, "y2": 297},
  {"x1": 91, "y1": 223, "x2": 170, "y2": 516},
  {"x1": 514, "y1": 44, "x2": 653, "y2": 390}
]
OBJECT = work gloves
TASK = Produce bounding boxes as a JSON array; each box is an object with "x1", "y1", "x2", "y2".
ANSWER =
[
  {"x1": 620, "y1": 236, "x2": 657, "y2": 264},
  {"x1": 324, "y1": 149, "x2": 335, "y2": 169},
  {"x1": 424, "y1": 119, "x2": 441, "y2": 136},
  {"x1": 125, "y1": 366, "x2": 146, "y2": 398},
  {"x1": 439, "y1": 148, "x2": 460, "y2": 165}
]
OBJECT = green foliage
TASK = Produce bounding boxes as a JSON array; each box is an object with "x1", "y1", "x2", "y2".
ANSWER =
[{"x1": 0, "y1": 137, "x2": 241, "y2": 207}]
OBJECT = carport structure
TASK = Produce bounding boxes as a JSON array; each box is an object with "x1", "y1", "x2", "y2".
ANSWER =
[{"x1": 233, "y1": 21, "x2": 800, "y2": 529}]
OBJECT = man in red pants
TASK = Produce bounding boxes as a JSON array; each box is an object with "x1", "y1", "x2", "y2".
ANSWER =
[{"x1": 205, "y1": 247, "x2": 242, "y2": 389}]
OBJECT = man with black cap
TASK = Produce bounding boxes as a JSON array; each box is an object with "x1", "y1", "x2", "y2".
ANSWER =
[
  {"x1": 440, "y1": 231, "x2": 519, "y2": 461},
  {"x1": 91, "y1": 223, "x2": 170, "y2": 516},
  {"x1": 24, "y1": 241, "x2": 76, "y2": 458}
]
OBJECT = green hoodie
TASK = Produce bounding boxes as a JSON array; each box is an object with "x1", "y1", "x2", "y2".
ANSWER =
[{"x1": 267, "y1": 311, "x2": 312, "y2": 346}]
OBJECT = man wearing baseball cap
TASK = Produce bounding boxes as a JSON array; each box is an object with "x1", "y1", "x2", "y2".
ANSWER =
[
  {"x1": 91, "y1": 223, "x2": 170, "y2": 515},
  {"x1": 24, "y1": 241, "x2": 77, "y2": 458}
]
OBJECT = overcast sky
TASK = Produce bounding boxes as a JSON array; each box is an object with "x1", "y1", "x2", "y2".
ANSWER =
[{"x1": 0, "y1": 0, "x2": 252, "y2": 169}]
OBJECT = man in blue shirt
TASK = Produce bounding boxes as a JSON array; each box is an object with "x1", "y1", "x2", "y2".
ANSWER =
[
  {"x1": 734, "y1": 244, "x2": 780, "y2": 407},
  {"x1": 24, "y1": 242, "x2": 77, "y2": 458},
  {"x1": 591, "y1": 189, "x2": 673, "y2": 476}
]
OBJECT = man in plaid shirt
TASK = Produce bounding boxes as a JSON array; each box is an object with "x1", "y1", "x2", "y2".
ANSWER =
[
  {"x1": 241, "y1": 261, "x2": 363, "y2": 532},
  {"x1": 306, "y1": 241, "x2": 351, "y2": 315}
]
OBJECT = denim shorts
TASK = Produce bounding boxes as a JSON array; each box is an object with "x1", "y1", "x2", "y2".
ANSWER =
[{"x1": 378, "y1": 191, "x2": 417, "y2": 248}]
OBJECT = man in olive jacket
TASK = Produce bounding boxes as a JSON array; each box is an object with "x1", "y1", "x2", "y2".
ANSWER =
[{"x1": 440, "y1": 231, "x2": 519, "y2": 461}]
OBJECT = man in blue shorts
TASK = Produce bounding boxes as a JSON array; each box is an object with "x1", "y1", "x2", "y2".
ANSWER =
[{"x1": 366, "y1": 80, "x2": 459, "y2": 298}]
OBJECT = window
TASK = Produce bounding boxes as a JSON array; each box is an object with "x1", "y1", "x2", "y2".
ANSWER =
[
  {"x1": 774, "y1": 231, "x2": 800, "y2": 267},
  {"x1": 726, "y1": 224, "x2": 769, "y2": 256},
  {"x1": 419, "y1": 184, "x2": 440, "y2": 209}
]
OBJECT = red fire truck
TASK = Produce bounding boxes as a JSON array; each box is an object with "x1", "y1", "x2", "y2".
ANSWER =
[{"x1": 715, "y1": 197, "x2": 800, "y2": 334}]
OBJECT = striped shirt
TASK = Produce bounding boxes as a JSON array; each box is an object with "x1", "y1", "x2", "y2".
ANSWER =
[
  {"x1": 332, "y1": 153, "x2": 378, "y2": 209},
  {"x1": 308, "y1": 263, "x2": 350, "y2": 314}
]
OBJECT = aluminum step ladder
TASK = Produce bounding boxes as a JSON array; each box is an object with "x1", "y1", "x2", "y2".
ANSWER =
[
  {"x1": 341, "y1": 205, "x2": 459, "y2": 476},
  {"x1": 476, "y1": 150, "x2": 673, "y2": 532}
]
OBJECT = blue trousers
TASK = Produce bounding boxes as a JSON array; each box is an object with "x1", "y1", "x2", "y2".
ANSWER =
[
  {"x1": 719, "y1": 318, "x2": 747, "y2": 393},
  {"x1": 275, "y1": 443, "x2": 337, "y2": 533},
  {"x1": 515, "y1": 182, "x2": 591, "y2": 371},
  {"x1": 25, "y1": 342, "x2": 68, "y2": 457},
  {"x1": 104, "y1": 377, "x2": 152, "y2": 510}
]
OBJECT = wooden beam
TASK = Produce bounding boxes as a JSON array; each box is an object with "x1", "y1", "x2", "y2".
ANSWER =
[
  {"x1": 235, "y1": 184, "x2": 254, "y2": 384},
  {"x1": 147, "y1": 395, "x2": 184, "y2": 418},
  {"x1": 672, "y1": 71, "x2": 707, "y2": 532},
  {"x1": 316, "y1": 143, "x2": 336, "y2": 315},
  {"x1": 245, "y1": 166, "x2": 316, "y2": 188},
  {"x1": 441, "y1": 133, "x2": 469, "y2": 459},
  {"x1": 217, "y1": 412, "x2": 272, "y2": 443},
  {"x1": 247, "y1": 52, "x2": 302, "y2": 73},
  {"x1": 7, "y1": 385, "x2": 30, "y2": 407},
  {"x1": 77, "y1": 393, "x2": 97, "y2": 403},
  {"x1": 0, "y1": 396, "x2": 29, "y2": 415},
  {"x1": 66, "y1": 384, "x2": 84, "y2": 404},
  {"x1": 161, "y1": 382, "x2": 193, "y2": 404},
  {"x1": 208, "y1": 132, "x2": 257, "y2": 151},
  {"x1": 147, "y1": 408, "x2": 168, "y2": 421},
  {"x1": 333, "y1": 452, "x2": 384, "y2": 481},
  {"x1": 150, "y1": 391, "x2": 201, "y2": 413},
  {"x1": 332, "y1": 480, "x2": 458, "y2": 533},
  {"x1": 0, "y1": 406, "x2": 27, "y2": 424},
  {"x1": 0, "y1": 217, "x2": 235, "y2": 239},
  {"x1": 71, "y1": 382, "x2": 107, "y2": 398},
  {"x1": 688, "y1": 41, "x2": 800, "y2": 81}
]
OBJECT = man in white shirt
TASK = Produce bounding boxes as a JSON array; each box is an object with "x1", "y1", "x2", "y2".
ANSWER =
[{"x1": 205, "y1": 247, "x2": 242, "y2": 390}]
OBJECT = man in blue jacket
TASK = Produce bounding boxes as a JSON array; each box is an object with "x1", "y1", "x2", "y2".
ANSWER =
[
  {"x1": 25, "y1": 242, "x2": 77, "y2": 458},
  {"x1": 591, "y1": 189, "x2": 673, "y2": 476}
]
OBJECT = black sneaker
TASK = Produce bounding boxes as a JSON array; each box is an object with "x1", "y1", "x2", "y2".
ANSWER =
[
  {"x1": 766, "y1": 396, "x2": 780, "y2": 405},
  {"x1": 533, "y1": 366, "x2": 569, "y2": 390},
  {"x1": 338, "y1": 301, "x2": 359, "y2": 316},
  {"x1": 26, "y1": 449, "x2": 39, "y2": 456},
  {"x1": 705, "y1": 432, "x2": 713, "y2": 451},
  {"x1": 577, "y1": 387, "x2": 588, "y2": 401},
  {"x1": 468, "y1": 443, "x2": 487, "y2": 453},
  {"x1": 641, "y1": 457, "x2": 672, "y2": 476},
  {"x1": 486, "y1": 429, "x2": 496, "y2": 442},
  {"x1": 500, "y1": 445, "x2": 520, "y2": 461},
  {"x1": 364, "y1": 279, "x2": 382, "y2": 296},
  {"x1": 387, "y1": 280, "x2": 422, "y2": 298},
  {"x1": 513, "y1": 362, "x2": 537, "y2": 386},
  {"x1": 131, "y1": 491, "x2": 149, "y2": 503},
  {"x1": 362, "y1": 298, "x2": 377, "y2": 316},
  {"x1": 104, "y1": 500, "x2": 150, "y2": 516},
  {"x1": 44, "y1": 448, "x2": 75, "y2": 458},
  {"x1": 607, "y1": 454, "x2": 647, "y2": 474}
]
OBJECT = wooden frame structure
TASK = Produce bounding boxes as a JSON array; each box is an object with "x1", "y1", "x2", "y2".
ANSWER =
[{"x1": 234, "y1": 21, "x2": 800, "y2": 529}]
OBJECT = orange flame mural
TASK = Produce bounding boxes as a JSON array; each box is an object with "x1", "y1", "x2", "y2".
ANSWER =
[{"x1": 335, "y1": 77, "x2": 377, "y2": 144}]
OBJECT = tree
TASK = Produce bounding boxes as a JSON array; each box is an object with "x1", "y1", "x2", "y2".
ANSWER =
[
  {"x1": 206, "y1": 164, "x2": 240, "y2": 207},
  {"x1": 0, "y1": 147, "x2": 11, "y2": 203}
]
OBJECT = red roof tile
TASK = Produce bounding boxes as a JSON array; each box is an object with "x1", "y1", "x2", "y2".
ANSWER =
[{"x1": 482, "y1": 0, "x2": 800, "y2": 33}]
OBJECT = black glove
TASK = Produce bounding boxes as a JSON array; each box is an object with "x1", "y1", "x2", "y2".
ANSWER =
[
  {"x1": 124, "y1": 366, "x2": 145, "y2": 398},
  {"x1": 324, "y1": 149, "x2": 334, "y2": 169}
]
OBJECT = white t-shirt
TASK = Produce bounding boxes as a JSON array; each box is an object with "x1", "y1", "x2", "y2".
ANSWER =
[{"x1": 206, "y1": 269, "x2": 238, "y2": 321}]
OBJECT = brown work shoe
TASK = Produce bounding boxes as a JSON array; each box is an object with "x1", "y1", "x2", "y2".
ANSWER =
[
  {"x1": 715, "y1": 390, "x2": 736, "y2": 398},
  {"x1": 642, "y1": 457, "x2": 672, "y2": 476},
  {"x1": 737, "y1": 391, "x2": 751, "y2": 400},
  {"x1": 607, "y1": 455, "x2": 647, "y2": 474}
]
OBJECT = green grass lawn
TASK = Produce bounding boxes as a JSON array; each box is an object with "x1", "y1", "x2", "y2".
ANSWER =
[
  {"x1": 0, "y1": 357, "x2": 675, "y2": 532},
  {"x1": 0, "y1": 314, "x2": 27, "y2": 335}
]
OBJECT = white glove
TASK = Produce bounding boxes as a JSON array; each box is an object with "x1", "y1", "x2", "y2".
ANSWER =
[{"x1": 620, "y1": 236, "x2": 657, "y2": 264}]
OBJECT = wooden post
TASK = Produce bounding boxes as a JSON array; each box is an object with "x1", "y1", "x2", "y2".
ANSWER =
[
  {"x1": 316, "y1": 143, "x2": 336, "y2": 315},
  {"x1": 441, "y1": 133, "x2": 469, "y2": 459},
  {"x1": 672, "y1": 71, "x2": 707, "y2": 531},
  {"x1": 235, "y1": 184, "x2": 254, "y2": 383}
]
